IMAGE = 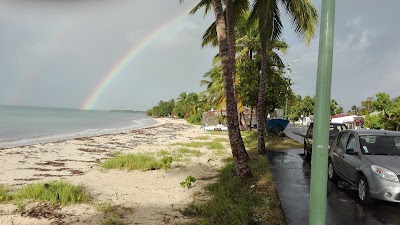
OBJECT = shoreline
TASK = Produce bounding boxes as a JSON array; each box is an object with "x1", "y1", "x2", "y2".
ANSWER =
[
  {"x1": 0, "y1": 118, "x2": 230, "y2": 224},
  {"x1": 0, "y1": 117, "x2": 162, "y2": 149}
]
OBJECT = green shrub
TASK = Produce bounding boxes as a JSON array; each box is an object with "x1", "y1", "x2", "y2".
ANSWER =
[
  {"x1": 101, "y1": 154, "x2": 161, "y2": 171},
  {"x1": 187, "y1": 112, "x2": 203, "y2": 124},
  {"x1": 13, "y1": 181, "x2": 89, "y2": 205},
  {"x1": 160, "y1": 156, "x2": 173, "y2": 170}
]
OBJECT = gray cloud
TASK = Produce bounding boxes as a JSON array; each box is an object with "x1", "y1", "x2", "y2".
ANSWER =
[
  {"x1": 1, "y1": 0, "x2": 399, "y2": 112},
  {"x1": 283, "y1": 0, "x2": 400, "y2": 111}
]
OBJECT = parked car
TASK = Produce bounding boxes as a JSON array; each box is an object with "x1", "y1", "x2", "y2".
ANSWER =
[
  {"x1": 303, "y1": 122, "x2": 348, "y2": 161},
  {"x1": 328, "y1": 129, "x2": 400, "y2": 205}
]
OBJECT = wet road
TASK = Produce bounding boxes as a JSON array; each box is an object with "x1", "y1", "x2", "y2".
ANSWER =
[{"x1": 267, "y1": 125, "x2": 400, "y2": 225}]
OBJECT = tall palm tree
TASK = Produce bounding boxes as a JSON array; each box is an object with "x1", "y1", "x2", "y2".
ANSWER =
[
  {"x1": 180, "y1": 0, "x2": 252, "y2": 178},
  {"x1": 249, "y1": 0, "x2": 318, "y2": 154}
]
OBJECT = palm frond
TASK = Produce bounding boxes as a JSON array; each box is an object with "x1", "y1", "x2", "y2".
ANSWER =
[
  {"x1": 189, "y1": 0, "x2": 213, "y2": 17},
  {"x1": 280, "y1": 0, "x2": 318, "y2": 44},
  {"x1": 201, "y1": 22, "x2": 219, "y2": 47}
]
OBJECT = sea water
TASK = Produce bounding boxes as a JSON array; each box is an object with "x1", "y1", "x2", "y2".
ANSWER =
[{"x1": 0, "y1": 104, "x2": 158, "y2": 148}]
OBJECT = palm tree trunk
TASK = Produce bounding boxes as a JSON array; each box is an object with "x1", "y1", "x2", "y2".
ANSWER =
[
  {"x1": 249, "y1": 107, "x2": 253, "y2": 131},
  {"x1": 257, "y1": 37, "x2": 267, "y2": 155},
  {"x1": 211, "y1": 0, "x2": 252, "y2": 178}
]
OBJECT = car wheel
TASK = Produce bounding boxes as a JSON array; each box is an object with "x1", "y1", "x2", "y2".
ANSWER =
[
  {"x1": 357, "y1": 175, "x2": 374, "y2": 205},
  {"x1": 327, "y1": 159, "x2": 338, "y2": 183},
  {"x1": 304, "y1": 145, "x2": 311, "y2": 161}
]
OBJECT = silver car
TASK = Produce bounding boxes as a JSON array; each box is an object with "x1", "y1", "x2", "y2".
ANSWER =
[{"x1": 328, "y1": 129, "x2": 400, "y2": 205}]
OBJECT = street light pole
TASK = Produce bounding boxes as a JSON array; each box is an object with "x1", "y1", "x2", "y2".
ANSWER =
[
  {"x1": 284, "y1": 87, "x2": 289, "y2": 119},
  {"x1": 284, "y1": 60, "x2": 299, "y2": 120}
]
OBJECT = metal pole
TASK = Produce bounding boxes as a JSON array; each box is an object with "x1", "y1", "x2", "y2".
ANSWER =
[
  {"x1": 285, "y1": 96, "x2": 288, "y2": 119},
  {"x1": 309, "y1": 0, "x2": 336, "y2": 225}
]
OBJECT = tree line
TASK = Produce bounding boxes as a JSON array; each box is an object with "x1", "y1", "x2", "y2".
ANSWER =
[
  {"x1": 148, "y1": 0, "x2": 318, "y2": 179},
  {"x1": 348, "y1": 92, "x2": 400, "y2": 131}
]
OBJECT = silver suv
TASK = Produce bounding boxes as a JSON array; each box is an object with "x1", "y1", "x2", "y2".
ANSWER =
[{"x1": 328, "y1": 129, "x2": 400, "y2": 205}]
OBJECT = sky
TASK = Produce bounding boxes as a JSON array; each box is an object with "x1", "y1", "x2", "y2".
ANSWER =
[{"x1": 0, "y1": 0, "x2": 399, "y2": 112}]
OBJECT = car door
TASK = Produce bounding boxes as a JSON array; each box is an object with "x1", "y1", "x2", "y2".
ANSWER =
[
  {"x1": 331, "y1": 131, "x2": 350, "y2": 176},
  {"x1": 341, "y1": 133, "x2": 362, "y2": 183},
  {"x1": 304, "y1": 123, "x2": 313, "y2": 151}
]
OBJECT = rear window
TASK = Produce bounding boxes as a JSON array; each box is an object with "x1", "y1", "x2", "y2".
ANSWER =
[{"x1": 329, "y1": 124, "x2": 347, "y2": 137}]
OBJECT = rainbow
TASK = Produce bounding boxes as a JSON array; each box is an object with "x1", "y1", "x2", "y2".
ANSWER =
[{"x1": 82, "y1": 4, "x2": 196, "y2": 110}]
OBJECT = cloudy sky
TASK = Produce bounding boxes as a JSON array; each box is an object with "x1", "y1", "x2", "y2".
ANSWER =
[{"x1": 0, "y1": 0, "x2": 399, "y2": 111}]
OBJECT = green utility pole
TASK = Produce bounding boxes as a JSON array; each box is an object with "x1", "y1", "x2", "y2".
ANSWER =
[
  {"x1": 309, "y1": 0, "x2": 336, "y2": 225},
  {"x1": 285, "y1": 97, "x2": 288, "y2": 119}
]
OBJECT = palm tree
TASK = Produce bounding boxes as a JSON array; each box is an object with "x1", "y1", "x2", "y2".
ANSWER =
[
  {"x1": 249, "y1": 0, "x2": 318, "y2": 154},
  {"x1": 180, "y1": 0, "x2": 252, "y2": 178}
]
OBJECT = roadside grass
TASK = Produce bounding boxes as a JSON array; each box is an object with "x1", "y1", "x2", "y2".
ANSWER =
[
  {"x1": 184, "y1": 130, "x2": 287, "y2": 224},
  {"x1": 265, "y1": 135, "x2": 303, "y2": 150},
  {"x1": 13, "y1": 181, "x2": 89, "y2": 205},
  {"x1": 101, "y1": 154, "x2": 172, "y2": 171}
]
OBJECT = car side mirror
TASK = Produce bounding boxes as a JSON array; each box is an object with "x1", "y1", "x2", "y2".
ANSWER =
[{"x1": 345, "y1": 148, "x2": 358, "y2": 155}]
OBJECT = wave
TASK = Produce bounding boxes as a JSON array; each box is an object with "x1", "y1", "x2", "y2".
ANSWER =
[{"x1": 0, "y1": 118, "x2": 158, "y2": 148}]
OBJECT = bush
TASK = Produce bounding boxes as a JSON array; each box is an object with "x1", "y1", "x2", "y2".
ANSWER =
[{"x1": 14, "y1": 181, "x2": 89, "y2": 205}]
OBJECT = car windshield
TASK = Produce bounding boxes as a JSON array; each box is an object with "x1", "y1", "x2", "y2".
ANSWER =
[{"x1": 359, "y1": 135, "x2": 400, "y2": 156}]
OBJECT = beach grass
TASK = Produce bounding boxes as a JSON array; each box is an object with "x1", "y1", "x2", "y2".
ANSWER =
[
  {"x1": 184, "y1": 131, "x2": 287, "y2": 224},
  {"x1": 13, "y1": 181, "x2": 89, "y2": 205},
  {"x1": 207, "y1": 131, "x2": 229, "y2": 136},
  {"x1": 196, "y1": 136, "x2": 210, "y2": 140},
  {"x1": 171, "y1": 141, "x2": 225, "y2": 151},
  {"x1": 212, "y1": 137, "x2": 229, "y2": 142},
  {"x1": 95, "y1": 201, "x2": 133, "y2": 225},
  {"x1": 0, "y1": 185, "x2": 12, "y2": 203},
  {"x1": 157, "y1": 148, "x2": 203, "y2": 162},
  {"x1": 101, "y1": 154, "x2": 172, "y2": 171}
]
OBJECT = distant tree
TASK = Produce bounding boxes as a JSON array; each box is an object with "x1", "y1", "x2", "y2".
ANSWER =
[
  {"x1": 350, "y1": 105, "x2": 358, "y2": 115},
  {"x1": 361, "y1": 96, "x2": 374, "y2": 115},
  {"x1": 287, "y1": 94, "x2": 303, "y2": 121},
  {"x1": 373, "y1": 92, "x2": 391, "y2": 112},
  {"x1": 364, "y1": 114, "x2": 383, "y2": 130},
  {"x1": 386, "y1": 97, "x2": 400, "y2": 131},
  {"x1": 147, "y1": 99, "x2": 175, "y2": 117},
  {"x1": 301, "y1": 95, "x2": 315, "y2": 116}
]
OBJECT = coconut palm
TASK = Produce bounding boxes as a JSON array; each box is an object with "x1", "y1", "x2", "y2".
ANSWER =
[
  {"x1": 248, "y1": 0, "x2": 318, "y2": 154},
  {"x1": 181, "y1": 0, "x2": 252, "y2": 178}
]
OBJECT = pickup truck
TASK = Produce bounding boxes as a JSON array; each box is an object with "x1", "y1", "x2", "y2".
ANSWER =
[{"x1": 303, "y1": 122, "x2": 348, "y2": 161}]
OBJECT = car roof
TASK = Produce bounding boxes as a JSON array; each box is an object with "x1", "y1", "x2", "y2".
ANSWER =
[{"x1": 345, "y1": 129, "x2": 400, "y2": 136}]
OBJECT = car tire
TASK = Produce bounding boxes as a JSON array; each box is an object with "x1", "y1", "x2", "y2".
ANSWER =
[
  {"x1": 304, "y1": 144, "x2": 311, "y2": 161},
  {"x1": 357, "y1": 175, "x2": 374, "y2": 206},
  {"x1": 328, "y1": 159, "x2": 338, "y2": 183}
]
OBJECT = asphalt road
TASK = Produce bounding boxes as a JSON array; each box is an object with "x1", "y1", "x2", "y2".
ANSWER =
[{"x1": 267, "y1": 125, "x2": 400, "y2": 225}]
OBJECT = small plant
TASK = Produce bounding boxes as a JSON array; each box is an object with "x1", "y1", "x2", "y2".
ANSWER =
[
  {"x1": 160, "y1": 156, "x2": 173, "y2": 170},
  {"x1": 180, "y1": 176, "x2": 197, "y2": 188}
]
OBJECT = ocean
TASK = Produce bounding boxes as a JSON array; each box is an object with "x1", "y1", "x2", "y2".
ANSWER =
[{"x1": 0, "y1": 105, "x2": 158, "y2": 148}]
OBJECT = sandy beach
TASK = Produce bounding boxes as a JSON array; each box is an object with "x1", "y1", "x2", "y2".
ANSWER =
[{"x1": 0, "y1": 118, "x2": 231, "y2": 225}]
